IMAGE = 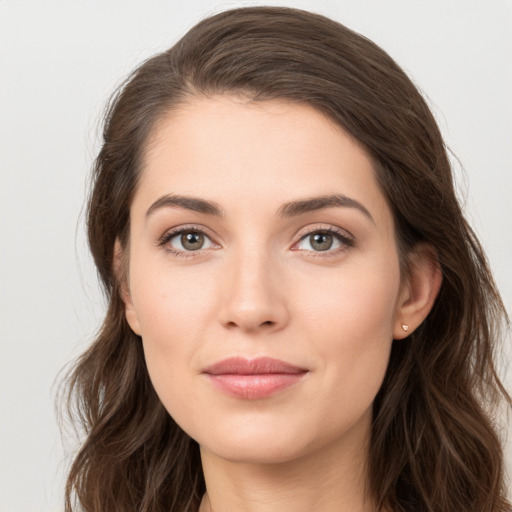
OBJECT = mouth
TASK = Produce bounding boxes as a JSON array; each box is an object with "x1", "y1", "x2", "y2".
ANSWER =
[{"x1": 202, "y1": 356, "x2": 309, "y2": 399}]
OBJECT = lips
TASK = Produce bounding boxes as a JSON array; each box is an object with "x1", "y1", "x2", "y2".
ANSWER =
[
  {"x1": 203, "y1": 356, "x2": 307, "y2": 375},
  {"x1": 202, "y1": 357, "x2": 308, "y2": 399}
]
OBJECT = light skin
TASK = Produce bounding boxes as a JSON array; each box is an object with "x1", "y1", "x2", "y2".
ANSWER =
[{"x1": 119, "y1": 95, "x2": 442, "y2": 512}]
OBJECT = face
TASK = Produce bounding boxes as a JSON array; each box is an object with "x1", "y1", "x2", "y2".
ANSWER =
[{"x1": 123, "y1": 95, "x2": 408, "y2": 465}]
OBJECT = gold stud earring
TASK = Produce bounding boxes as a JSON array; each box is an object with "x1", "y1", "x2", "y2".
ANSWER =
[{"x1": 401, "y1": 324, "x2": 409, "y2": 332}]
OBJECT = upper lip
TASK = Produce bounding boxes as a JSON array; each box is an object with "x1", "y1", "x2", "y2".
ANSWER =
[{"x1": 203, "y1": 357, "x2": 308, "y2": 375}]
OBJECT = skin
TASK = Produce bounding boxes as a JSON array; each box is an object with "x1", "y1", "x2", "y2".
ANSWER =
[{"x1": 121, "y1": 95, "x2": 441, "y2": 512}]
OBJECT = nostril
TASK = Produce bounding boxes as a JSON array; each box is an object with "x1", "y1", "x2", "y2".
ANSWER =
[{"x1": 224, "y1": 319, "x2": 276, "y2": 331}]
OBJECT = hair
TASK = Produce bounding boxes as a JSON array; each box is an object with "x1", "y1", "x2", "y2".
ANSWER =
[{"x1": 60, "y1": 6, "x2": 511, "y2": 512}]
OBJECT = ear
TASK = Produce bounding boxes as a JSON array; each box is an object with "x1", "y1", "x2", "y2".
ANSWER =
[
  {"x1": 113, "y1": 239, "x2": 142, "y2": 336},
  {"x1": 393, "y1": 244, "x2": 443, "y2": 340}
]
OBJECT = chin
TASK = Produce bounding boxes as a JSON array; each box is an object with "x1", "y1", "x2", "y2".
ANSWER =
[
  {"x1": 195, "y1": 416, "x2": 362, "y2": 467},
  {"x1": 191, "y1": 403, "x2": 375, "y2": 471},
  {"x1": 201, "y1": 436, "x2": 312, "y2": 465}
]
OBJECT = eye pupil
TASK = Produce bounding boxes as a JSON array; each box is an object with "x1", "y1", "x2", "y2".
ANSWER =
[
  {"x1": 181, "y1": 231, "x2": 204, "y2": 251},
  {"x1": 311, "y1": 233, "x2": 333, "y2": 251}
]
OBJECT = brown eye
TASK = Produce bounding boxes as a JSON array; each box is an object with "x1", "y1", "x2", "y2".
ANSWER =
[
  {"x1": 163, "y1": 229, "x2": 215, "y2": 253},
  {"x1": 295, "y1": 229, "x2": 353, "y2": 254},
  {"x1": 180, "y1": 231, "x2": 205, "y2": 251},
  {"x1": 309, "y1": 233, "x2": 333, "y2": 251}
]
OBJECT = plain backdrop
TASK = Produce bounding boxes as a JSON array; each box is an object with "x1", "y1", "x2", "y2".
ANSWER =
[{"x1": 1, "y1": 1, "x2": 511, "y2": 510}]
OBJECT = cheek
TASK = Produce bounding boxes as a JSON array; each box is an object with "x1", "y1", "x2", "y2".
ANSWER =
[
  {"x1": 131, "y1": 256, "x2": 213, "y2": 337},
  {"x1": 302, "y1": 254, "x2": 400, "y2": 335},
  {"x1": 302, "y1": 256, "x2": 400, "y2": 399},
  {"x1": 129, "y1": 262, "x2": 219, "y2": 414}
]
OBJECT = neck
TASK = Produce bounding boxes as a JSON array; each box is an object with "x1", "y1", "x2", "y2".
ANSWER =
[{"x1": 198, "y1": 412, "x2": 374, "y2": 512}]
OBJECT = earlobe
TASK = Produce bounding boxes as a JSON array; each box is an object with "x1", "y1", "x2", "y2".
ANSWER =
[
  {"x1": 394, "y1": 244, "x2": 443, "y2": 339},
  {"x1": 113, "y1": 239, "x2": 142, "y2": 336}
]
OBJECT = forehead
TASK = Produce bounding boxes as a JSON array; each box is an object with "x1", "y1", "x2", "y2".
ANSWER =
[
  {"x1": 135, "y1": 95, "x2": 392, "y2": 227},
  {"x1": 143, "y1": 94, "x2": 368, "y2": 167}
]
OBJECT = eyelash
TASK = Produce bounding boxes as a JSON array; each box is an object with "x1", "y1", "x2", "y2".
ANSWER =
[{"x1": 158, "y1": 225, "x2": 354, "y2": 259}]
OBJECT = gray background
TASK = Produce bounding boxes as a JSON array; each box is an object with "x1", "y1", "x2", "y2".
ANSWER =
[{"x1": 1, "y1": 1, "x2": 511, "y2": 510}]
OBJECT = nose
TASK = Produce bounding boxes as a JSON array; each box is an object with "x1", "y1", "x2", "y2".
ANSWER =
[{"x1": 218, "y1": 248, "x2": 289, "y2": 334}]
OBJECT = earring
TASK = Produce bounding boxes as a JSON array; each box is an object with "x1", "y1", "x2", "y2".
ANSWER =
[{"x1": 401, "y1": 324, "x2": 409, "y2": 332}]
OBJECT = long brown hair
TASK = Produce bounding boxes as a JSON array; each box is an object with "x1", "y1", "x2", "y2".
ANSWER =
[{"x1": 61, "y1": 6, "x2": 511, "y2": 511}]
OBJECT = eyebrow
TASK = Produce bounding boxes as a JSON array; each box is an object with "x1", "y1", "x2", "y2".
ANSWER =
[
  {"x1": 146, "y1": 194, "x2": 225, "y2": 218},
  {"x1": 277, "y1": 194, "x2": 374, "y2": 223},
  {"x1": 146, "y1": 193, "x2": 374, "y2": 223}
]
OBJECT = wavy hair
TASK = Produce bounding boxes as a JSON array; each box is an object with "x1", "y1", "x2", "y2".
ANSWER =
[{"x1": 60, "y1": 6, "x2": 511, "y2": 511}]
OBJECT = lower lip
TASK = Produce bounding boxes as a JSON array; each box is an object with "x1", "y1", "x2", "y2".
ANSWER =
[{"x1": 206, "y1": 373, "x2": 306, "y2": 399}]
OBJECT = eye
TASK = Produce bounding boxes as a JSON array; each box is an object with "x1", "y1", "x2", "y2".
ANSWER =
[
  {"x1": 294, "y1": 228, "x2": 353, "y2": 253},
  {"x1": 160, "y1": 227, "x2": 216, "y2": 254}
]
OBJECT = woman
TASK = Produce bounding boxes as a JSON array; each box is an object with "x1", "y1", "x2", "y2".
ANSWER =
[{"x1": 62, "y1": 6, "x2": 511, "y2": 511}]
